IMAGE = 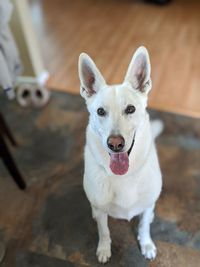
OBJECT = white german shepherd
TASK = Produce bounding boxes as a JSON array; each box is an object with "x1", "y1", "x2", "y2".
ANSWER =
[{"x1": 78, "y1": 46, "x2": 163, "y2": 263}]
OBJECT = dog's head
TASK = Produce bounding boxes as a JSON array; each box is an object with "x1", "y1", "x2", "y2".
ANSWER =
[{"x1": 78, "y1": 46, "x2": 152, "y2": 175}]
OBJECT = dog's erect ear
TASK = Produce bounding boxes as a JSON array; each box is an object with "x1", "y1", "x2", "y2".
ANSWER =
[
  {"x1": 124, "y1": 46, "x2": 152, "y2": 94},
  {"x1": 78, "y1": 53, "x2": 106, "y2": 99}
]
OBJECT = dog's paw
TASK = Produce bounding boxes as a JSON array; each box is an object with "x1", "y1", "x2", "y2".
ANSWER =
[
  {"x1": 140, "y1": 241, "x2": 157, "y2": 260},
  {"x1": 96, "y1": 243, "x2": 111, "y2": 264}
]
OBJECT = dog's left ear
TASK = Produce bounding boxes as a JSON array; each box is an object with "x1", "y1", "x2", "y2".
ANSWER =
[
  {"x1": 124, "y1": 46, "x2": 152, "y2": 94},
  {"x1": 78, "y1": 53, "x2": 106, "y2": 100}
]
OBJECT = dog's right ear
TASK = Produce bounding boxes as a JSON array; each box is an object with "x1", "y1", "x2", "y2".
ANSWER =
[
  {"x1": 78, "y1": 53, "x2": 106, "y2": 99},
  {"x1": 124, "y1": 46, "x2": 151, "y2": 94}
]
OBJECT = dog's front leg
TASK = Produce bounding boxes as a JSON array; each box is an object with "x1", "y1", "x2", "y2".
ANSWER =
[
  {"x1": 92, "y1": 206, "x2": 111, "y2": 263},
  {"x1": 137, "y1": 204, "x2": 157, "y2": 260}
]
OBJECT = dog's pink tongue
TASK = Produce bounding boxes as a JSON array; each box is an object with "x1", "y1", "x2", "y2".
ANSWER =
[{"x1": 110, "y1": 152, "x2": 129, "y2": 175}]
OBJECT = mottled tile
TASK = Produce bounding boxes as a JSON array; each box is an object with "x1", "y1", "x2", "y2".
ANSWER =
[
  {"x1": 16, "y1": 252, "x2": 77, "y2": 267},
  {"x1": 0, "y1": 92, "x2": 199, "y2": 267},
  {"x1": 152, "y1": 217, "x2": 193, "y2": 247},
  {"x1": 149, "y1": 241, "x2": 200, "y2": 267},
  {"x1": 121, "y1": 244, "x2": 148, "y2": 267}
]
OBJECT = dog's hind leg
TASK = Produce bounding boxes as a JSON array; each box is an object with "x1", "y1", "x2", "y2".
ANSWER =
[
  {"x1": 92, "y1": 206, "x2": 111, "y2": 264},
  {"x1": 137, "y1": 204, "x2": 157, "y2": 260}
]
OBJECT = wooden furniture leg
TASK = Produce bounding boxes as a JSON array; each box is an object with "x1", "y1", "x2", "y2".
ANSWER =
[
  {"x1": 0, "y1": 113, "x2": 17, "y2": 147},
  {"x1": 0, "y1": 135, "x2": 26, "y2": 190}
]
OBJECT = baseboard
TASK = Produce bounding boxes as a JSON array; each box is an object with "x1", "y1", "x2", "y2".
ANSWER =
[{"x1": 16, "y1": 70, "x2": 49, "y2": 86}]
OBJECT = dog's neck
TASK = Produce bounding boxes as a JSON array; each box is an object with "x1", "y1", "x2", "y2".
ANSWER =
[
  {"x1": 128, "y1": 112, "x2": 153, "y2": 173},
  {"x1": 86, "y1": 111, "x2": 153, "y2": 176}
]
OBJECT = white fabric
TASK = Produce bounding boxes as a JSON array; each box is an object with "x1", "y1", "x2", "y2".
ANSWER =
[{"x1": 0, "y1": 0, "x2": 22, "y2": 92}]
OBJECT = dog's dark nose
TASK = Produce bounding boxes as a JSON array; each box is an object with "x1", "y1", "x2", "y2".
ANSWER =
[{"x1": 107, "y1": 135, "x2": 125, "y2": 152}]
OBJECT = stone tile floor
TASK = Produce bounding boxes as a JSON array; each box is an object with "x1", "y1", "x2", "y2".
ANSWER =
[{"x1": 0, "y1": 91, "x2": 199, "y2": 267}]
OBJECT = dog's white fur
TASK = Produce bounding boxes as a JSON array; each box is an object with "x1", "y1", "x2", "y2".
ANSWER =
[{"x1": 78, "y1": 46, "x2": 163, "y2": 263}]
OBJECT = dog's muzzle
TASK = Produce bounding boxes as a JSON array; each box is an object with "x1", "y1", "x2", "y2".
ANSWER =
[
  {"x1": 127, "y1": 131, "x2": 136, "y2": 156},
  {"x1": 109, "y1": 132, "x2": 136, "y2": 175}
]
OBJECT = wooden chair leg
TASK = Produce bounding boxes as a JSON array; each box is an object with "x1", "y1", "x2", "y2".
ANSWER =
[
  {"x1": 0, "y1": 113, "x2": 17, "y2": 147},
  {"x1": 0, "y1": 136, "x2": 26, "y2": 190}
]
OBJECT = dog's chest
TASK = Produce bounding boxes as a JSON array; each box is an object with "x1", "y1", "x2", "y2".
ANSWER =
[
  {"x1": 102, "y1": 175, "x2": 156, "y2": 220},
  {"x1": 111, "y1": 178, "x2": 138, "y2": 207}
]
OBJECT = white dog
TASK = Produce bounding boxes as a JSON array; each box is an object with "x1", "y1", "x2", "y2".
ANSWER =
[{"x1": 78, "y1": 46, "x2": 163, "y2": 263}]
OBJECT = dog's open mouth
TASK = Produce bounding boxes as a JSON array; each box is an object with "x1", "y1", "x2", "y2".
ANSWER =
[{"x1": 109, "y1": 134, "x2": 135, "y2": 176}]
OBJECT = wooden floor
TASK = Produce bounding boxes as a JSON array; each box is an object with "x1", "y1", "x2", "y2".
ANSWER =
[{"x1": 30, "y1": 0, "x2": 200, "y2": 118}]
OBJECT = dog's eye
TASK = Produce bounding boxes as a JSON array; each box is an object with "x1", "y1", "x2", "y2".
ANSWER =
[
  {"x1": 125, "y1": 105, "x2": 136, "y2": 114},
  {"x1": 97, "y1": 107, "x2": 106, "y2": 116}
]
